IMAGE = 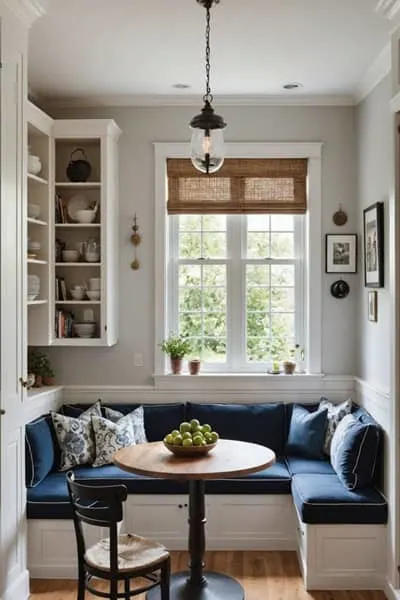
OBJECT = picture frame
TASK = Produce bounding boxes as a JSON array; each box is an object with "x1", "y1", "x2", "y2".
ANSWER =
[
  {"x1": 325, "y1": 234, "x2": 358, "y2": 274},
  {"x1": 368, "y1": 290, "x2": 378, "y2": 322},
  {"x1": 363, "y1": 202, "x2": 384, "y2": 288}
]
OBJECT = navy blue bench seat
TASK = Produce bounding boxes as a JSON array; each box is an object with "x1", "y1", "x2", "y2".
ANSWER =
[
  {"x1": 25, "y1": 401, "x2": 388, "y2": 526},
  {"x1": 291, "y1": 473, "x2": 387, "y2": 525},
  {"x1": 27, "y1": 459, "x2": 292, "y2": 519}
]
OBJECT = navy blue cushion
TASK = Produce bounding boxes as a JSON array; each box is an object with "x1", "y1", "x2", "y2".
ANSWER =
[
  {"x1": 25, "y1": 415, "x2": 55, "y2": 487},
  {"x1": 286, "y1": 405, "x2": 327, "y2": 459},
  {"x1": 27, "y1": 459, "x2": 291, "y2": 518},
  {"x1": 286, "y1": 457, "x2": 335, "y2": 476},
  {"x1": 206, "y1": 459, "x2": 291, "y2": 494},
  {"x1": 330, "y1": 414, "x2": 381, "y2": 490},
  {"x1": 291, "y1": 474, "x2": 387, "y2": 524},
  {"x1": 186, "y1": 402, "x2": 286, "y2": 455}
]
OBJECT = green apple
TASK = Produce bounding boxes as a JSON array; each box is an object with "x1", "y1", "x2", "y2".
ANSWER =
[
  {"x1": 182, "y1": 432, "x2": 192, "y2": 440},
  {"x1": 173, "y1": 434, "x2": 183, "y2": 446},
  {"x1": 202, "y1": 424, "x2": 212, "y2": 434},
  {"x1": 193, "y1": 435, "x2": 204, "y2": 446},
  {"x1": 182, "y1": 437, "x2": 193, "y2": 447},
  {"x1": 165, "y1": 433, "x2": 174, "y2": 444},
  {"x1": 210, "y1": 431, "x2": 219, "y2": 443},
  {"x1": 204, "y1": 432, "x2": 213, "y2": 443},
  {"x1": 190, "y1": 419, "x2": 201, "y2": 432},
  {"x1": 171, "y1": 429, "x2": 180, "y2": 438},
  {"x1": 179, "y1": 422, "x2": 191, "y2": 434}
]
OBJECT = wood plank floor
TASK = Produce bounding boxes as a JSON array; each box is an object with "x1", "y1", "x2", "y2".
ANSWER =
[{"x1": 29, "y1": 551, "x2": 385, "y2": 600}]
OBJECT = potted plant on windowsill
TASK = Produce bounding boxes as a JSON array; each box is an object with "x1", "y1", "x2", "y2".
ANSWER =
[
  {"x1": 160, "y1": 334, "x2": 192, "y2": 375},
  {"x1": 283, "y1": 344, "x2": 299, "y2": 375},
  {"x1": 28, "y1": 349, "x2": 55, "y2": 387}
]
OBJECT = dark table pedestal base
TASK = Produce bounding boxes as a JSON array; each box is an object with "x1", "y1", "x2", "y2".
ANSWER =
[{"x1": 147, "y1": 571, "x2": 245, "y2": 600}]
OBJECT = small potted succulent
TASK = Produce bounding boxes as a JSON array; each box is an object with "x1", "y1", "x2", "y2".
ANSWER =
[
  {"x1": 160, "y1": 334, "x2": 192, "y2": 375},
  {"x1": 283, "y1": 345, "x2": 299, "y2": 375},
  {"x1": 188, "y1": 357, "x2": 201, "y2": 375}
]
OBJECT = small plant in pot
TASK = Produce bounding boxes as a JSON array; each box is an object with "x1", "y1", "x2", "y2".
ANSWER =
[
  {"x1": 28, "y1": 349, "x2": 55, "y2": 387},
  {"x1": 160, "y1": 334, "x2": 192, "y2": 375},
  {"x1": 188, "y1": 357, "x2": 201, "y2": 375},
  {"x1": 283, "y1": 345, "x2": 299, "y2": 375}
]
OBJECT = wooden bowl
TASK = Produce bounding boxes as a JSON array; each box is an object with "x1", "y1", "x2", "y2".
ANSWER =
[{"x1": 163, "y1": 441, "x2": 217, "y2": 457}]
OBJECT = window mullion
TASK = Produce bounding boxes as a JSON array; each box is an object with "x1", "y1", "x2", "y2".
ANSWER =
[
  {"x1": 294, "y1": 215, "x2": 305, "y2": 363},
  {"x1": 227, "y1": 215, "x2": 244, "y2": 371}
]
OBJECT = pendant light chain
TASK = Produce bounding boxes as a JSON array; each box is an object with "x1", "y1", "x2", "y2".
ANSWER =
[{"x1": 204, "y1": 4, "x2": 212, "y2": 103}]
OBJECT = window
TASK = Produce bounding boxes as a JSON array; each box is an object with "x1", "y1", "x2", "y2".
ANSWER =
[
  {"x1": 154, "y1": 142, "x2": 323, "y2": 377},
  {"x1": 167, "y1": 213, "x2": 304, "y2": 371}
]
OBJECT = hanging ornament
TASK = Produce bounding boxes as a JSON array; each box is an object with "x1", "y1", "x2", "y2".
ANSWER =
[
  {"x1": 332, "y1": 204, "x2": 348, "y2": 227},
  {"x1": 130, "y1": 214, "x2": 141, "y2": 270}
]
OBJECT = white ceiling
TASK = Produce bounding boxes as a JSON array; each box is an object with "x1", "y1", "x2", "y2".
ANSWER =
[{"x1": 29, "y1": 0, "x2": 391, "y2": 106}]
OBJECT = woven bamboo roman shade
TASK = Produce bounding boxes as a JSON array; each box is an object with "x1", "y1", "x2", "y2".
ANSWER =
[{"x1": 167, "y1": 158, "x2": 308, "y2": 215}]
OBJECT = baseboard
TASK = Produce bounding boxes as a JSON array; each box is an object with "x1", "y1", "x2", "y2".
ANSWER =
[
  {"x1": 385, "y1": 581, "x2": 400, "y2": 600},
  {"x1": 2, "y1": 568, "x2": 29, "y2": 600}
]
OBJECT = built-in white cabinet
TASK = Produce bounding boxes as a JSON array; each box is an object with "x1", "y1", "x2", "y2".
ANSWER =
[{"x1": 26, "y1": 108, "x2": 121, "y2": 347}]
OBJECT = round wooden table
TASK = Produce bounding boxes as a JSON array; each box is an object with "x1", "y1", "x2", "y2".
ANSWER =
[{"x1": 114, "y1": 439, "x2": 275, "y2": 600}]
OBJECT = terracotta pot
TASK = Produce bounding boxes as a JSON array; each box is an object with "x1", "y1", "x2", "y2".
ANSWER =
[
  {"x1": 33, "y1": 375, "x2": 43, "y2": 388},
  {"x1": 283, "y1": 360, "x2": 296, "y2": 375},
  {"x1": 170, "y1": 357, "x2": 183, "y2": 375},
  {"x1": 189, "y1": 360, "x2": 201, "y2": 375},
  {"x1": 43, "y1": 376, "x2": 55, "y2": 386}
]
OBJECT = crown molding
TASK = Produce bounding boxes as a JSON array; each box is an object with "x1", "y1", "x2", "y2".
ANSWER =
[
  {"x1": 354, "y1": 42, "x2": 391, "y2": 104},
  {"x1": 42, "y1": 92, "x2": 355, "y2": 110},
  {"x1": 3, "y1": 0, "x2": 47, "y2": 27},
  {"x1": 376, "y1": 0, "x2": 400, "y2": 20}
]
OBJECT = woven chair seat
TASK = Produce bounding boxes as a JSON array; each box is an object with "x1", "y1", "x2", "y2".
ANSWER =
[{"x1": 85, "y1": 533, "x2": 169, "y2": 573}]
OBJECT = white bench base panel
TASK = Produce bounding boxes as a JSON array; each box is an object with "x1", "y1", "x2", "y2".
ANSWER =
[{"x1": 28, "y1": 494, "x2": 386, "y2": 591}]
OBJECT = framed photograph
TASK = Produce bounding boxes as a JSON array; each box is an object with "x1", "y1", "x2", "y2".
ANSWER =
[
  {"x1": 325, "y1": 234, "x2": 358, "y2": 274},
  {"x1": 368, "y1": 291, "x2": 378, "y2": 322},
  {"x1": 363, "y1": 202, "x2": 384, "y2": 288}
]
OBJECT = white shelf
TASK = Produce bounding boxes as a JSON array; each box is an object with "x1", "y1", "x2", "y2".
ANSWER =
[
  {"x1": 55, "y1": 301, "x2": 101, "y2": 305},
  {"x1": 55, "y1": 182, "x2": 101, "y2": 188},
  {"x1": 27, "y1": 385, "x2": 63, "y2": 400},
  {"x1": 55, "y1": 262, "x2": 102, "y2": 267},
  {"x1": 28, "y1": 173, "x2": 48, "y2": 185},
  {"x1": 55, "y1": 223, "x2": 101, "y2": 228},
  {"x1": 27, "y1": 299, "x2": 48, "y2": 306},
  {"x1": 52, "y1": 337, "x2": 102, "y2": 346},
  {"x1": 27, "y1": 217, "x2": 47, "y2": 226},
  {"x1": 27, "y1": 258, "x2": 48, "y2": 265}
]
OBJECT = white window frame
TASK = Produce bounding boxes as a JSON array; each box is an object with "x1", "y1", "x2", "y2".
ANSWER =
[
  {"x1": 168, "y1": 214, "x2": 304, "y2": 372},
  {"x1": 154, "y1": 142, "x2": 323, "y2": 377}
]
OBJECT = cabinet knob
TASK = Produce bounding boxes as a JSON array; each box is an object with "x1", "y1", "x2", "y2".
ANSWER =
[
  {"x1": 0, "y1": 409, "x2": 5, "y2": 416},
  {"x1": 19, "y1": 377, "x2": 29, "y2": 388}
]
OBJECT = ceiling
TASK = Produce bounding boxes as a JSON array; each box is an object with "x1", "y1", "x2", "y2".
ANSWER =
[{"x1": 29, "y1": 0, "x2": 391, "y2": 106}]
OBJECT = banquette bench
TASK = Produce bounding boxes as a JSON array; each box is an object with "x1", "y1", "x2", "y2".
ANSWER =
[{"x1": 26, "y1": 401, "x2": 387, "y2": 590}]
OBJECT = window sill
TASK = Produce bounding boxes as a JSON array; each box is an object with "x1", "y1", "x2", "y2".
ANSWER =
[{"x1": 152, "y1": 372, "x2": 349, "y2": 393}]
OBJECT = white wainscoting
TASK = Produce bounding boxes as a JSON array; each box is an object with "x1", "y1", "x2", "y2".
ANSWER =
[{"x1": 62, "y1": 374, "x2": 354, "y2": 405}]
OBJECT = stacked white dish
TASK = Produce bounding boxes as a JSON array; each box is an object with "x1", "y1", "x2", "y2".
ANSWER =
[
  {"x1": 88, "y1": 277, "x2": 100, "y2": 291},
  {"x1": 28, "y1": 204, "x2": 41, "y2": 219},
  {"x1": 74, "y1": 322, "x2": 96, "y2": 338},
  {"x1": 27, "y1": 274, "x2": 40, "y2": 301},
  {"x1": 86, "y1": 290, "x2": 100, "y2": 301}
]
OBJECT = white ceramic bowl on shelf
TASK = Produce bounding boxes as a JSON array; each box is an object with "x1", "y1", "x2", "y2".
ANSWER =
[
  {"x1": 28, "y1": 154, "x2": 42, "y2": 175},
  {"x1": 74, "y1": 322, "x2": 96, "y2": 338},
  {"x1": 86, "y1": 290, "x2": 100, "y2": 301},
  {"x1": 28, "y1": 240, "x2": 41, "y2": 253},
  {"x1": 70, "y1": 289, "x2": 86, "y2": 301},
  {"x1": 28, "y1": 204, "x2": 41, "y2": 219},
  {"x1": 62, "y1": 249, "x2": 80, "y2": 263},
  {"x1": 75, "y1": 209, "x2": 96, "y2": 224}
]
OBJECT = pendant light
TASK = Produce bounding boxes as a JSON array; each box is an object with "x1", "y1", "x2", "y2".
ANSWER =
[{"x1": 190, "y1": 0, "x2": 226, "y2": 175}]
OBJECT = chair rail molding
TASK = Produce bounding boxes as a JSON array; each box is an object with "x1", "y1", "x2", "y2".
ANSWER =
[{"x1": 2, "y1": 0, "x2": 47, "y2": 27}]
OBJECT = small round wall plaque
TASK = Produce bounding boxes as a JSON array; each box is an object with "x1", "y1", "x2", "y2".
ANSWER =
[
  {"x1": 330, "y1": 280, "x2": 350, "y2": 299},
  {"x1": 332, "y1": 206, "x2": 348, "y2": 226}
]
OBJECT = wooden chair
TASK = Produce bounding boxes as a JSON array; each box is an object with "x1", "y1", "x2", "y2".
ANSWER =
[{"x1": 66, "y1": 471, "x2": 170, "y2": 600}]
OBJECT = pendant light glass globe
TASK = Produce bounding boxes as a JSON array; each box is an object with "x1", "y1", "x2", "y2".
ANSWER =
[{"x1": 190, "y1": 128, "x2": 225, "y2": 174}]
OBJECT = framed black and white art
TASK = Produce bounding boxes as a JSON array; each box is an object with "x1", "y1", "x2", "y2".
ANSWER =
[
  {"x1": 325, "y1": 234, "x2": 358, "y2": 274},
  {"x1": 363, "y1": 202, "x2": 384, "y2": 288}
]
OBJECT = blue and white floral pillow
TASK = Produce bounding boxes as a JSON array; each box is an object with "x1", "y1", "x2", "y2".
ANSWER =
[
  {"x1": 318, "y1": 397, "x2": 352, "y2": 455},
  {"x1": 92, "y1": 414, "x2": 136, "y2": 467},
  {"x1": 103, "y1": 405, "x2": 147, "y2": 444},
  {"x1": 51, "y1": 401, "x2": 102, "y2": 471}
]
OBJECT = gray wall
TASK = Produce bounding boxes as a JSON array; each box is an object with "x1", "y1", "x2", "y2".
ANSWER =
[
  {"x1": 355, "y1": 76, "x2": 392, "y2": 391},
  {"x1": 46, "y1": 104, "x2": 357, "y2": 385}
]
